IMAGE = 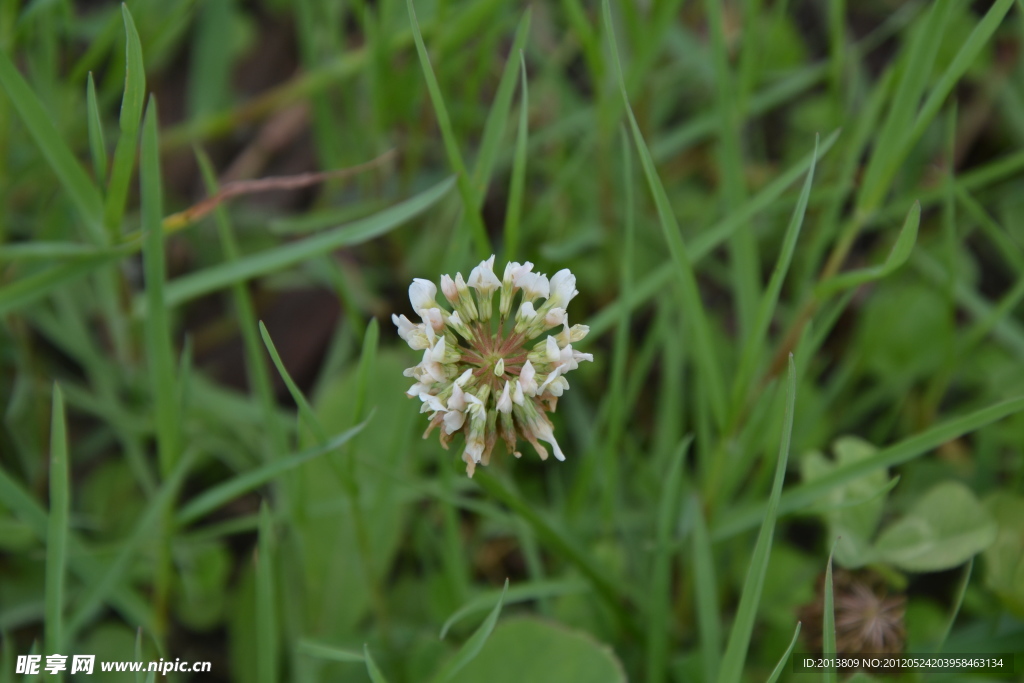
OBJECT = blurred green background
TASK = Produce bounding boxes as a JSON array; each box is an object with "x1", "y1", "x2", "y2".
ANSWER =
[{"x1": 1, "y1": 0, "x2": 1024, "y2": 680}]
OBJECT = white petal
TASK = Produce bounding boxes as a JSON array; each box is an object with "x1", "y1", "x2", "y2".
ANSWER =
[
  {"x1": 496, "y1": 381, "x2": 513, "y2": 414},
  {"x1": 455, "y1": 368, "x2": 473, "y2": 386},
  {"x1": 468, "y1": 254, "x2": 501, "y2": 293},
  {"x1": 440, "y1": 274, "x2": 459, "y2": 302},
  {"x1": 443, "y1": 410, "x2": 466, "y2": 434},
  {"x1": 447, "y1": 384, "x2": 466, "y2": 411},
  {"x1": 519, "y1": 359, "x2": 537, "y2": 395},
  {"x1": 512, "y1": 380, "x2": 525, "y2": 405},
  {"x1": 409, "y1": 278, "x2": 438, "y2": 310},
  {"x1": 545, "y1": 336, "x2": 560, "y2": 362},
  {"x1": 549, "y1": 269, "x2": 578, "y2": 306}
]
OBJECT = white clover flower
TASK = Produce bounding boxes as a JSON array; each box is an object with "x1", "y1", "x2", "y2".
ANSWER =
[{"x1": 393, "y1": 255, "x2": 593, "y2": 477}]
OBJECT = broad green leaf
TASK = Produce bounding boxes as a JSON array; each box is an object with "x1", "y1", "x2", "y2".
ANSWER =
[
  {"x1": 446, "y1": 618, "x2": 625, "y2": 683},
  {"x1": 981, "y1": 493, "x2": 1024, "y2": 616},
  {"x1": 800, "y1": 437, "x2": 893, "y2": 568},
  {"x1": 872, "y1": 481, "x2": 996, "y2": 572}
]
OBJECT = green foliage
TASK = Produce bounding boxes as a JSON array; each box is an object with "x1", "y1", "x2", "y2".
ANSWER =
[{"x1": 1, "y1": 0, "x2": 1023, "y2": 681}]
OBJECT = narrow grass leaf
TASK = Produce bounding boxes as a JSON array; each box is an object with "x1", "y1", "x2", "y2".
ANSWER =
[
  {"x1": 823, "y1": 541, "x2": 838, "y2": 683},
  {"x1": 406, "y1": 0, "x2": 491, "y2": 257},
  {"x1": 588, "y1": 131, "x2": 839, "y2": 339},
  {"x1": 44, "y1": 385, "x2": 69, "y2": 660},
  {"x1": 135, "y1": 627, "x2": 144, "y2": 683},
  {"x1": 732, "y1": 134, "x2": 820, "y2": 409},
  {"x1": 503, "y1": 51, "x2": 528, "y2": 261},
  {"x1": 816, "y1": 201, "x2": 919, "y2": 299},
  {"x1": 934, "y1": 558, "x2": 973, "y2": 653},
  {"x1": 713, "y1": 395, "x2": 1024, "y2": 539},
  {"x1": 137, "y1": 176, "x2": 455, "y2": 313},
  {"x1": 431, "y1": 579, "x2": 509, "y2": 683},
  {"x1": 0, "y1": 51, "x2": 105, "y2": 241},
  {"x1": 104, "y1": 5, "x2": 147, "y2": 236},
  {"x1": 65, "y1": 452, "x2": 194, "y2": 638},
  {"x1": 257, "y1": 502, "x2": 278, "y2": 683},
  {"x1": 765, "y1": 622, "x2": 802, "y2": 683},
  {"x1": 716, "y1": 355, "x2": 797, "y2": 683},
  {"x1": 440, "y1": 579, "x2": 587, "y2": 639},
  {"x1": 140, "y1": 96, "x2": 180, "y2": 477},
  {"x1": 259, "y1": 321, "x2": 329, "y2": 442},
  {"x1": 690, "y1": 496, "x2": 721, "y2": 682},
  {"x1": 603, "y1": 0, "x2": 726, "y2": 428},
  {"x1": 86, "y1": 73, "x2": 108, "y2": 183},
  {"x1": 364, "y1": 645, "x2": 390, "y2": 683},
  {"x1": 647, "y1": 439, "x2": 689, "y2": 683},
  {"x1": 472, "y1": 9, "x2": 531, "y2": 200},
  {"x1": 175, "y1": 422, "x2": 368, "y2": 526},
  {"x1": 296, "y1": 640, "x2": 364, "y2": 663}
]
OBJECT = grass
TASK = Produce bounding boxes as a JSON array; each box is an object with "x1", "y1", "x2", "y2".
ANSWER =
[{"x1": 2, "y1": 1, "x2": 1024, "y2": 682}]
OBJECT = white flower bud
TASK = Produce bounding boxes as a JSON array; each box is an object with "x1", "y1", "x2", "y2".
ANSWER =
[
  {"x1": 548, "y1": 269, "x2": 578, "y2": 307},
  {"x1": 468, "y1": 255, "x2": 501, "y2": 295},
  {"x1": 494, "y1": 358, "x2": 505, "y2": 376},
  {"x1": 409, "y1": 278, "x2": 438, "y2": 311}
]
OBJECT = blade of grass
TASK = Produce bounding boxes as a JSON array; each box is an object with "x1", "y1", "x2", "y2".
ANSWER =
[
  {"x1": 363, "y1": 645, "x2": 390, "y2": 683},
  {"x1": 103, "y1": 5, "x2": 146, "y2": 237},
  {"x1": 140, "y1": 96, "x2": 180, "y2": 477},
  {"x1": 85, "y1": 73, "x2": 108, "y2": 183},
  {"x1": 473, "y1": 471, "x2": 640, "y2": 637},
  {"x1": 430, "y1": 579, "x2": 509, "y2": 683},
  {"x1": 65, "y1": 451, "x2": 195, "y2": 638},
  {"x1": 0, "y1": 50, "x2": 105, "y2": 242},
  {"x1": 296, "y1": 640, "x2": 364, "y2": 663},
  {"x1": 472, "y1": 9, "x2": 531, "y2": 201},
  {"x1": 502, "y1": 50, "x2": 528, "y2": 261},
  {"x1": 257, "y1": 502, "x2": 278, "y2": 683},
  {"x1": 406, "y1": 0, "x2": 491, "y2": 257},
  {"x1": 731, "y1": 134, "x2": 820, "y2": 416},
  {"x1": 196, "y1": 148, "x2": 288, "y2": 460},
  {"x1": 258, "y1": 321, "x2": 329, "y2": 442},
  {"x1": 713, "y1": 394, "x2": 1024, "y2": 539},
  {"x1": 765, "y1": 622, "x2": 802, "y2": 683},
  {"x1": 647, "y1": 439, "x2": 689, "y2": 683},
  {"x1": 175, "y1": 421, "x2": 368, "y2": 526},
  {"x1": 823, "y1": 541, "x2": 838, "y2": 683},
  {"x1": 603, "y1": 0, "x2": 726, "y2": 428},
  {"x1": 587, "y1": 131, "x2": 839, "y2": 339},
  {"x1": 716, "y1": 355, "x2": 797, "y2": 683},
  {"x1": 133, "y1": 176, "x2": 456, "y2": 314},
  {"x1": 439, "y1": 579, "x2": 587, "y2": 639},
  {"x1": 815, "y1": 201, "x2": 920, "y2": 299},
  {"x1": 690, "y1": 495, "x2": 722, "y2": 682},
  {"x1": 44, "y1": 384, "x2": 68, "y2": 660},
  {"x1": 934, "y1": 558, "x2": 973, "y2": 653}
]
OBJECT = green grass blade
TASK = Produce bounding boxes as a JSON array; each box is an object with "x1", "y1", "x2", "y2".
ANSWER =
[
  {"x1": 603, "y1": 0, "x2": 727, "y2": 428},
  {"x1": 135, "y1": 627, "x2": 144, "y2": 683},
  {"x1": 934, "y1": 558, "x2": 973, "y2": 653},
  {"x1": 0, "y1": 50, "x2": 105, "y2": 242},
  {"x1": 713, "y1": 394, "x2": 1024, "y2": 539},
  {"x1": 587, "y1": 131, "x2": 839, "y2": 339},
  {"x1": 717, "y1": 355, "x2": 797, "y2": 683},
  {"x1": 691, "y1": 496, "x2": 722, "y2": 681},
  {"x1": 647, "y1": 439, "x2": 689, "y2": 683},
  {"x1": 175, "y1": 422, "x2": 368, "y2": 526},
  {"x1": 44, "y1": 385, "x2": 69, "y2": 661},
  {"x1": 296, "y1": 640, "x2": 365, "y2": 663},
  {"x1": 85, "y1": 73, "x2": 108, "y2": 183},
  {"x1": 430, "y1": 579, "x2": 509, "y2": 683},
  {"x1": 823, "y1": 542, "x2": 838, "y2": 683},
  {"x1": 65, "y1": 452, "x2": 194, "y2": 638},
  {"x1": 140, "y1": 96, "x2": 180, "y2": 477},
  {"x1": 732, "y1": 134, "x2": 820, "y2": 411},
  {"x1": 258, "y1": 321, "x2": 329, "y2": 442},
  {"x1": 257, "y1": 502, "x2": 278, "y2": 683},
  {"x1": 472, "y1": 9, "x2": 530, "y2": 201},
  {"x1": 196, "y1": 148, "x2": 288, "y2": 459},
  {"x1": 816, "y1": 201, "x2": 919, "y2": 298},
  {"x1": 502, "y1": 50, "x2": 528, "y2": 261},
  {"x1": 765, "y1": 622, "x2": 802, "y2": 683},
  {"x1": 103, "y1": 4, "x2": 147, "y2": 236},
  {"x1": 135, "y1": 176, "x2": 455, "y2": 313},
  {"x1": 406, "y1": 0, "x2": 491, "y2": 257},
  {"x1": 439, "y1": 579, "x2": 587, "y2": 639},
  {"x1": 363, "y1": 645, "x2": 391, "y2": 683}
]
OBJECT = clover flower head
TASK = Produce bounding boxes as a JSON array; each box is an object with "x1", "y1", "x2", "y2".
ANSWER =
[{"x1": 394, "y1": 256, "x2": 592, "y2": 477}]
